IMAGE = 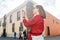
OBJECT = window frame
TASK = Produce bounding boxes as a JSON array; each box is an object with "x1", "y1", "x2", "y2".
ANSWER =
[
  {"x1": 17, "y1": 11, "x2": 20, "y2": 21},
  {"x1": 0, "y1": 21, "x2": 1, "y2": 26},
  {"x1": 10, "y1": 15, "x2": 12, "y2": 23}
]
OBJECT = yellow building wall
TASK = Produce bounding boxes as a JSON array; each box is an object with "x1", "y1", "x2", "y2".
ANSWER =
[{"x1": 5, "y1": 6, "x2": 26, "y2": 37}]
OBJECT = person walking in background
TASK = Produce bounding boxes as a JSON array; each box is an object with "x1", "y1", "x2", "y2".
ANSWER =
[
  {"x1": 23, "y1": 30, "x2": 27, "y2": 40},
  {"x1": 22, "y1": 5, "x2": 46, "y2": 40},
  {"x1": 14, "y1": 32, "x2": 16, "y2": 39},
  {"x1": 19, "y1": 31, "x2": 23, "y2": 40}
]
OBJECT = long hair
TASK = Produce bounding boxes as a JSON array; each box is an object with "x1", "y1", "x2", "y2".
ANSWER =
[{"x1": 36, "y1": 5, "x2": 46, "y2": 19}]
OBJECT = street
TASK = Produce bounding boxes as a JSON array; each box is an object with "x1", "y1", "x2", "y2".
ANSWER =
[
  {"x1": 45, "y1": 36, "x2": 60, "y2": 40},
  {"x1": 0, "y1": 36, "x2": 60, "y2": 40},
  {"x1": 0, "y1": 37, "x2": 20, "y2": 40}
]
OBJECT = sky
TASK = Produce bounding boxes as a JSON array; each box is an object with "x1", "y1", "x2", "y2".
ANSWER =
[{"x1": 0, "y1": 0, "x2": 60, "y2": 20}]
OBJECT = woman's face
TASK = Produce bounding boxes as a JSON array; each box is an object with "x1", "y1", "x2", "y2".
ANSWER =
[{"x1": 33, "y1": 8, "x2": 39, "y2": 14}]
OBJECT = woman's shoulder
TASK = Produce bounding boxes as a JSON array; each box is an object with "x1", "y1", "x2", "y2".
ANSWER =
[
  {"x1": 31, "y1": 15, "x2": 43, "y2": 20},
  {"x1": 34, "y1": 15, "x2": 42, "y2": 18},
  {"x1": 35, "y1": 15, "x2": 44, "y2": 20}
]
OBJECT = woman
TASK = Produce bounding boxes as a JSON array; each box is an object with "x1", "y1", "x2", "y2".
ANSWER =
[{"x1": 22, "y1": 5, "x2": 46, "y2": 40}]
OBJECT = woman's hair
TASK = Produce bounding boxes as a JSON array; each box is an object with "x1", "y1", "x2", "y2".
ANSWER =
[{"x1": 36, "y1": 5, "x2": 46, "y2": 19}]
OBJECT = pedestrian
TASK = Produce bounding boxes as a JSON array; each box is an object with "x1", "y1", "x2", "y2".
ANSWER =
[
  {"x1": 19, "y1": 31, "x2": 23, "y2": 40},
  {"x1": 23, "y1": 30, "x2": 27, "y2": 40},
  {"x1": 22, "y1": 5, "x2": 46, "y2": 40},
  {"x1": 14, "y1": 32, "x2": 16, "y2": 39}
]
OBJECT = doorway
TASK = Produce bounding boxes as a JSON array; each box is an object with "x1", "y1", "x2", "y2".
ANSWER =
[
  {"x1": 47, "y1": 26, "x2": 50, "y2": 36},
  {"x1": 1, "y1": 28, "x2": 7, "y2": 37}
]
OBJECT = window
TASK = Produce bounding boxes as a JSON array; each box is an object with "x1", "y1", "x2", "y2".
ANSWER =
[
  {"x1": 10, "y1": 15, "x2": 12, "y2": 23},
  {"x1": 12, "y1": 23, "x2": 15, "y2": 32},
  {"x1": 53, "y1": 20, "x2": 54, "y2": 23},
  {"x1": 0, "y1": 21, "x2": 1, "y2": 26},
  {"x1": 4, "y1": 15, "x2": 6, "y2": 21},
  {"x1": 56, "y1": 21, "x2": 59, "y2": 24},
  {"x1": 3, "y1": 15, "x2": 6, "y2": 27},
  {"x1": 56, "y1": 19, "x2": 59, "y2": 24},
  {"x1": 17, "y1": 11, "x2": 20, "y2": 21}
]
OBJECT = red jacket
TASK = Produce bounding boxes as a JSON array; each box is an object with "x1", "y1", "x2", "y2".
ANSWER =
[{"x1": 23, "y1": 15, "x2": 44, "y2": 40}]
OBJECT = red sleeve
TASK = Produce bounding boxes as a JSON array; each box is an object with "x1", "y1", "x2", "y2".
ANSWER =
[{"x1": 23, "y1": 15, "x2": 39, "y2": 27}]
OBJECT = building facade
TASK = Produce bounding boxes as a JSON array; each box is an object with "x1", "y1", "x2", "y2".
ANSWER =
[{"x1": 0, "y1": 0, "x2": 60, "y2": 38}]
